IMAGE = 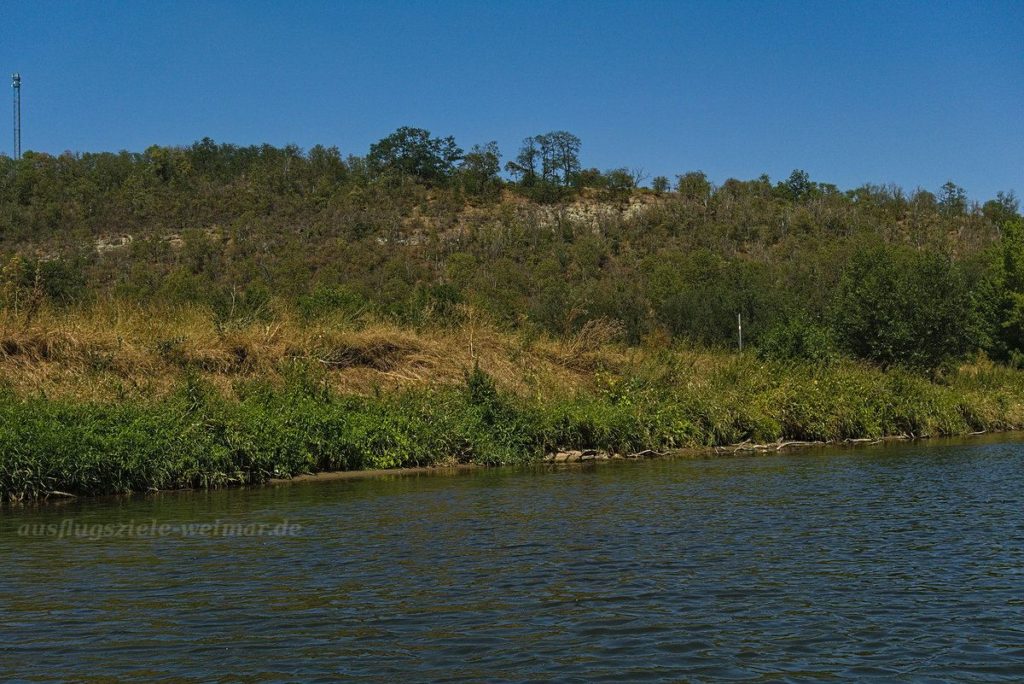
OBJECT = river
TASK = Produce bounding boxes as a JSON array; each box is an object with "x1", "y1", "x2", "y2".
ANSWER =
[{"x1": 2, "y1": 436, "x2": 1023, "y2": 681}]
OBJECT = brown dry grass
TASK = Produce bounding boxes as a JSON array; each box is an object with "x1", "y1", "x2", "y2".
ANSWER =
[{"x1": 0, "y1": 303, "x2": 659, "y2": 402}]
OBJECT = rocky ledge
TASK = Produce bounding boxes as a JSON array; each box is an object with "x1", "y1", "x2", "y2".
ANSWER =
[{"x1": 542, "y1": 449, "x2": 664, "y2": 463}]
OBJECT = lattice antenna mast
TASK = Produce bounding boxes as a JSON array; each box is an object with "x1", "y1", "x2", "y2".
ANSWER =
[{"x1": 12, "y1": 73, "x2": 21, "y2": 159}]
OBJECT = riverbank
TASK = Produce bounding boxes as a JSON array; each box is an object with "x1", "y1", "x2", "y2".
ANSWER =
[
  {"x1": 3, "y1": 308, "x2": 1023, "y2": 501},
  {"x1": 264, "y1": 431, "x2": 1024, "y2": 492}
]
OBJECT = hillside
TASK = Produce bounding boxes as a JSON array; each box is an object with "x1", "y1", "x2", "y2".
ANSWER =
[
  {"x1": 1, "y1": 134, "x2": 1021, "y2": 367},
  {"x1": 1, "y1": 134, "x2": 1023, "y2": 500}
]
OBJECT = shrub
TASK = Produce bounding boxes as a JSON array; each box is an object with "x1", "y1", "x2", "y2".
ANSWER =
[
  {"x1": 296, "y1": 285, "x2": 368, "y2": 322},
  {"x1": 831, "y1": 244, "x2": 980, "y2": 369},
  {"x1": 758, "y1": 317, "x2": 839, "y2": 364}
]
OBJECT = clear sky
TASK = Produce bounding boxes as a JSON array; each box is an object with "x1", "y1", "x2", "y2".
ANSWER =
[{"x1": 2, "y1": 0, "x2": 1022, "y2": 200}]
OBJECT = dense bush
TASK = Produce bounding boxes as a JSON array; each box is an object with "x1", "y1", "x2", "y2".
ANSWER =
[
  {"x1": 988, "y1": 218, "x2": 1024, "y2": 365},
  {"x1": 831, "y1": 245, "x2": 982, "y2": 369},
  {"x1": 758, "y1": 316, "x2": 839, "y2": 364}
]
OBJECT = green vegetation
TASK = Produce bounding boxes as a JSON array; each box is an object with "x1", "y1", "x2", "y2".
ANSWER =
[
  {"x1": 1, "y1": 128, "x2": 1022, "y2": 500},
  {"x1": 1, "y1": 130, "x2": 1021, "y2": 367},
  {"x1": 831, "y1": 245, "x2": 982, "y2": 369},
  {"x1": 3, "y1": 353, "x2": 1023, "y2": 501}
]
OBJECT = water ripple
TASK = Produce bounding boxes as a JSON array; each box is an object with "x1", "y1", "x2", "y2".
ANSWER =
[{"x1": 2, "y1": 437, "x2": 1023, "y2": 681}]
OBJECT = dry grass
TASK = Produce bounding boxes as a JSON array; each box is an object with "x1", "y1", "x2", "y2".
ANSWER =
[
  {"x1": 9, "y1": 302, "x2": 1021, "y2": 440},
  {"x1": 0, "y1": 302, "x2": 645, "y2": 402},
  {"x1": 5, "y1": 302, "x2": 1024, "y2": 501}
]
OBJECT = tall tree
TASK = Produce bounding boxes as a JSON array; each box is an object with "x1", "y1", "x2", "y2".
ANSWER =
[
  {"x1": 938, "y1": 181, "x2": 967, "y2": 216},
  {"x1": 367, "y1": 127, "x2": 462, "y2": 184},
  {"x1": 983, "y1": 191, "x2": 1020, "y2": 227},
  {"x1": 506, "y1": 131, "x2": 581, "y2": 187},
  {"x1": 505, "y1": 136, "x2": 541, "y2": 186},
  {"x1": 458, "y1": 141, "x2": 502, "y2": 196},
  {"x1": 546, "y1": 131, "x2": 581, "y2": 186}
]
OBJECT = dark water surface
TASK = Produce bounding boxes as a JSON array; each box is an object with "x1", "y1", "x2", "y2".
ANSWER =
[{"x1": 2, "y1": 436, "x2": 1024, "y2": 681}]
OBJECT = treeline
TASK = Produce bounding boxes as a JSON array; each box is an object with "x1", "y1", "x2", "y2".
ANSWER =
[{"x1": 0, "y1": 128, "x2": 1021, "y2": 370}]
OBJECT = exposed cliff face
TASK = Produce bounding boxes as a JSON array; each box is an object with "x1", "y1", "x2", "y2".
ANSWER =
[
  {"x1": 89, "y1": 193, "x2": 668, "y2": 251},
  {"x1": 532, "y1": 192, "x2": 663, "y2": 226},
  {"x1": 375, "y1": 191, "x2": 669, "y2": 246}
]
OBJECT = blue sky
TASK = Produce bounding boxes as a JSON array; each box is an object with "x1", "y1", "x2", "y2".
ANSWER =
[{"x1": 2, "y1": 0, "x2": 1021, "y2": 200}]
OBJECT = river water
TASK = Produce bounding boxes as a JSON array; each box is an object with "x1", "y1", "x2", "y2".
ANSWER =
[{"x1": 2, "y1": 436, "x2": 1023, "y2": 681}]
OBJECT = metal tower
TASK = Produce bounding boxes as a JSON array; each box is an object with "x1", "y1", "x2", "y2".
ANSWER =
[{"x1": 12, "y1": 73, "x2": 21, "y2": 159}]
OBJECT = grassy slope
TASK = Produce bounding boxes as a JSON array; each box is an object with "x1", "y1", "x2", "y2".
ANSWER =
[{"x1": 2, "y1": 303, "x2": 1023, "y2": 501}]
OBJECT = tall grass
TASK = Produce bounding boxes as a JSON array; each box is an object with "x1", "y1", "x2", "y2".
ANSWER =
[{"x1": 2, "y1": 345, "x2": 1023, "y2": 501}]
